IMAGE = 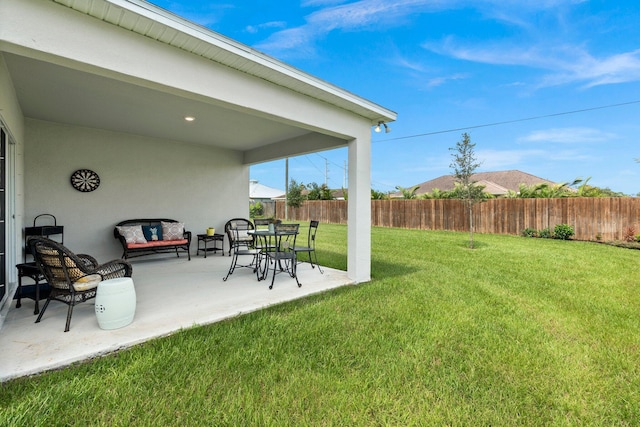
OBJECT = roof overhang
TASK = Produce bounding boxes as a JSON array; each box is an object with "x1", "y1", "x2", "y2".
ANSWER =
[{"x1": 1, "y1": 0, "x2": 396, "y2": 163}]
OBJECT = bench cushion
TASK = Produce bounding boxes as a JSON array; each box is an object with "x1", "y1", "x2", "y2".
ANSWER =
[{"x1": 127, "y1": 239, "x2": 188, "y2": 249}]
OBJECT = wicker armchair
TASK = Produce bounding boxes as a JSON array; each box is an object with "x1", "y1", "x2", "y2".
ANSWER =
[{"x1": 29, "y1": 237, "x2": 133, "y2": 332}]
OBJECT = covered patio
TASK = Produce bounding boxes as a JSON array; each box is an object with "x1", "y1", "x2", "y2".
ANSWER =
[
  {"x1": 0, "y1": 0, "x2": 396, "y2": 379},
  {"x1": 0, "y1": 254, "x2": 351, "y2": 382}
]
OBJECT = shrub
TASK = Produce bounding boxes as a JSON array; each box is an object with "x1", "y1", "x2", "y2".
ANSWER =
[
  {"x1": 623, "y1": 226, "x2": 636, "y2": 242},
  {"x1": 249, "y1": 202, "x2": 263, "y2": 218},
  {"x1": 538, "y1": 227, "x2": 553, "y2": 239},
  {"x1": 554, "y1": 224, "x2": 575, "y2": 240},
  {"x1": 521, "y1": 228, "x2": 537, "y2": 238}
]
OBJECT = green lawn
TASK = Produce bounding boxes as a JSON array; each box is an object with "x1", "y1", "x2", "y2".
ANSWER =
[{"x1": 2, "y1": 225, "x2": 639, "y2": 426}]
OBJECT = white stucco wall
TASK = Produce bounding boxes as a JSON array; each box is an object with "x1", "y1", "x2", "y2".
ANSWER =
[
  {"x1": 0, "y1": 53, "x2": 24, "y2": 325},
  {"x1": 25, "y1": 119, "x2": 248, "y2": 261},
  {"x1": 0, "y1": 53, "x2": 24, "y2": 245}
]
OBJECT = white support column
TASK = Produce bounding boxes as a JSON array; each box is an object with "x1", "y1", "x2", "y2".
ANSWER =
[{"x1": 347, "y1": 131, "x2": 371, "y2": 283}]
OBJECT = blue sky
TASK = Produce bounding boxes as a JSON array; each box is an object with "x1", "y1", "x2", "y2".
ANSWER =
[{"x1": 148, "y1": 0, "x2": 640, "y2": 195}]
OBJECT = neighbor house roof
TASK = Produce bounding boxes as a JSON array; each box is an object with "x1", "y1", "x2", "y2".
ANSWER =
[
  {"x1": 397, "y1": 170, "x2": 558, "y2": 197},
  {"x1": 249, "y1": 180, "x2": 284, "y2": 200}
]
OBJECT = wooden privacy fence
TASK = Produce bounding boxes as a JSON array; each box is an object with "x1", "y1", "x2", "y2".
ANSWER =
[{"x1": 276, "y1": 198, "x2": 640, "y2": 241}]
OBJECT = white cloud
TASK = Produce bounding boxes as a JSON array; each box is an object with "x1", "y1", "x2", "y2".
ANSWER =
[
  {"x1": 475, "y1": 147, "x2": 597, "y2": 170},
  {"x1": 426, "y1": 73, "x2": 469, "y2": 88},
  {"x1": 255, "y1": 0, "x2": 447, "y2": 56},
  {"x1": 543, "y1": 49, "x2": 640, "y2": 88},
  {"x1": 477, "y1": 148, "x2": 546, "y2": 169},
  {"x1": 423, "y1": 38, "x2": 640, "y2": 89},
  {"x1": 518, "y1": 127, "x2": 618, "y2": 144},
  {"x1": 302, "y1": 0, "x2": 351, "y2": 6},
  {"x1": 155, "y1": 2, "x2": 234, "y2": 28},
  {"x1": 245, "y1": 21, "x2": 287, "y2": 34},
  {"x1": 252, "y1": 0, "x2": 640, "y2": 90}
]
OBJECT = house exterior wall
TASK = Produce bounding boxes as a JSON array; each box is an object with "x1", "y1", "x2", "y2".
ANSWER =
[
  {"x1": 0, "y1": 55, "x2": 23, "y2": 143},
  {"x1": 0, "y1": 54, "x2": 24, "y2": 249},
  {"x1": 0, "y1": 53, "x2": 25, "y2": 326},
  {"x1": 25, "y1": 118, "x2": 247, "y2": 261}
]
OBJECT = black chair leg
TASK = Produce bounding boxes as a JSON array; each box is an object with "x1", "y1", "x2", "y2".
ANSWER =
[
  {"x1": 34, "y1": 297, "x2": 52, "y2": 324},
  {"x1": 313, "y1": 251, "x2": 323, "y2": 274},
  {"x1": 223, "y1": 253, "x2": 238, "y2": 281},
  {"x1": 64, "y1": 303, "x2": 74, "y2": 332},
  {"x1": 292, "y1": 259, "x2": 301, "y2": 287}
]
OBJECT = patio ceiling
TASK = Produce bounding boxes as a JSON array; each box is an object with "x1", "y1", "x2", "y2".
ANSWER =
[{"x1": 4, "y1": 52, "x2": 313, "y2": 152}]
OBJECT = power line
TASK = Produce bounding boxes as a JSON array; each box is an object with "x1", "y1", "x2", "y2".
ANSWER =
[
  {"x1": 374, "y1": 100, "x2": 640, "y2": 143},
  {"x1": 315, "y1": 153, "x2": 345, "y2": 172},
  {"x1": 304, "y1": 155, "x2": 325, "y2": 178}
]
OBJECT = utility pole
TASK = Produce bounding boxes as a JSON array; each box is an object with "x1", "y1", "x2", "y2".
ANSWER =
[
  {"x1": 285, "y1": 157, "x2": 289, "y2": 220},
  {"x1": 343, "y1": 160, "x2": 347, "y2": 188},
  {"x1": 325, "y1": 158, "x2": 329, "y2": 186}
]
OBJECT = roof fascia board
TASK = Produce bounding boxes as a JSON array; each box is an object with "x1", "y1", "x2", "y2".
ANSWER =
[{"x1": 59, "y1": 0, "x2": 396, "y2": 123}]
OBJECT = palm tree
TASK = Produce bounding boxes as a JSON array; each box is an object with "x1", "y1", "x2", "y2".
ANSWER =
[{"x1": 395, "y1": 185, "x2": 419, "y2": 199}]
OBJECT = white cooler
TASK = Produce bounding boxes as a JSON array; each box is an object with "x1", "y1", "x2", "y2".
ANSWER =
[{"x1": 95, "y1": 277, "x2": 136, "y2": 330}]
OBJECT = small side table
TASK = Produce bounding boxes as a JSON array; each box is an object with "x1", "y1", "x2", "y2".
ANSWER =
[
  {"x1": 197, "y1": 233, "x2": 224, "y2": 258},
  {"x1": 15, "y1": 262, "x2": 47, "y2": 315}
]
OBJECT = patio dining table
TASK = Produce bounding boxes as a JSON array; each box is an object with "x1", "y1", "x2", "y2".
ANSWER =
[{"x1": 248, "y1": 226, "x2": 300, "y2": 288}]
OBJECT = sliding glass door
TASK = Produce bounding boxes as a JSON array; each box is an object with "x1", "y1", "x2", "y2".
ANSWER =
[{"x1": 0, "y1": 127, "x2": 6, "y2": 304}]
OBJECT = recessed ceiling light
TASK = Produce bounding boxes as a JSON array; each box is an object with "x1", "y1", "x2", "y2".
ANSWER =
[{"x1": 184, "y1": 116, "x2": 195, "y2": 122}]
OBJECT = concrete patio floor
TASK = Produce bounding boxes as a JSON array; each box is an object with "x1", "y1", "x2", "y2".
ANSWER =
[{"x1": 0, "y1": 254, "x2": 351, "y2": 383}]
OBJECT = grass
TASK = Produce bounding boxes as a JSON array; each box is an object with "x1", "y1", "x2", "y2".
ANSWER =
[{"x1": 2, "y1": 225, "x2": 640, "y2": 426}]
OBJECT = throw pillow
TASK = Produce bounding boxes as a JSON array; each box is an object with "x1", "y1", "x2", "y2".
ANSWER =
[
  {"x1": 116, "y1": 225, "x2": 147, "y2": 244},
  {"x1": 142, "y1": 225, "x2": 163, "y2": 241},
  {"x1": 161, "y1": 221, "x2": 185, "y2": 240}
]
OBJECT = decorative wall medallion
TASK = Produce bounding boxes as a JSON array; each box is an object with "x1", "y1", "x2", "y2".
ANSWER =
[{"x1": 70, "y1": 169, "x2": 100, "y2": 192}]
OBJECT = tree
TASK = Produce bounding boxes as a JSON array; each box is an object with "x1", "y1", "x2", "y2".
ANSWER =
[
  {"x1": 395, "y1": 185, "x2": 419, "y2": 199},
  {"x1": 421, "y1": 188, "x2": 454, "y2": 199},
  {"x1": 449, "y1": 182, "x2": 493, "y2": 201},
  {"x1": 504, "y1": 177, "x2": 628, "y2": 198},
  {"x1": 449, "y1": 132, "x2": 482, "y2": 248},
  {"x1": 306, "y1": 182, "x2": 321, "y2": 200},
  {"x1": 371, "y1": 189, "x2": 389, "y2": 200},
  {"x1": 286, "y1": 179, "x2": 306, "y2": 208},
  {"x1": 341, "y1": 187, "x2": 348, "y2": 200},
  {"x1": 306, "y1": 182, "x2": 333, "y2": 200}
]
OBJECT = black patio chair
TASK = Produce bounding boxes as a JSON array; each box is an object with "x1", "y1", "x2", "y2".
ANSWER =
[
  {"x1": 223, "y1": 221, "x2": 261, "y2": 281},
  {"x1": 224, "y1": 218, "x2": 254, "y2": 256},
  {"x1": 264, "y1": 223, "x2": 301, "y2": 289},
  {"x1": 253, "y1": 218, "x2": 281, "y2": 252},
  {"x1": 293, "y1": 220, "x2": 323, "y2": 273},
  {"x1": 29, "y1": 237, "x2": 133, "y2": 332}
]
